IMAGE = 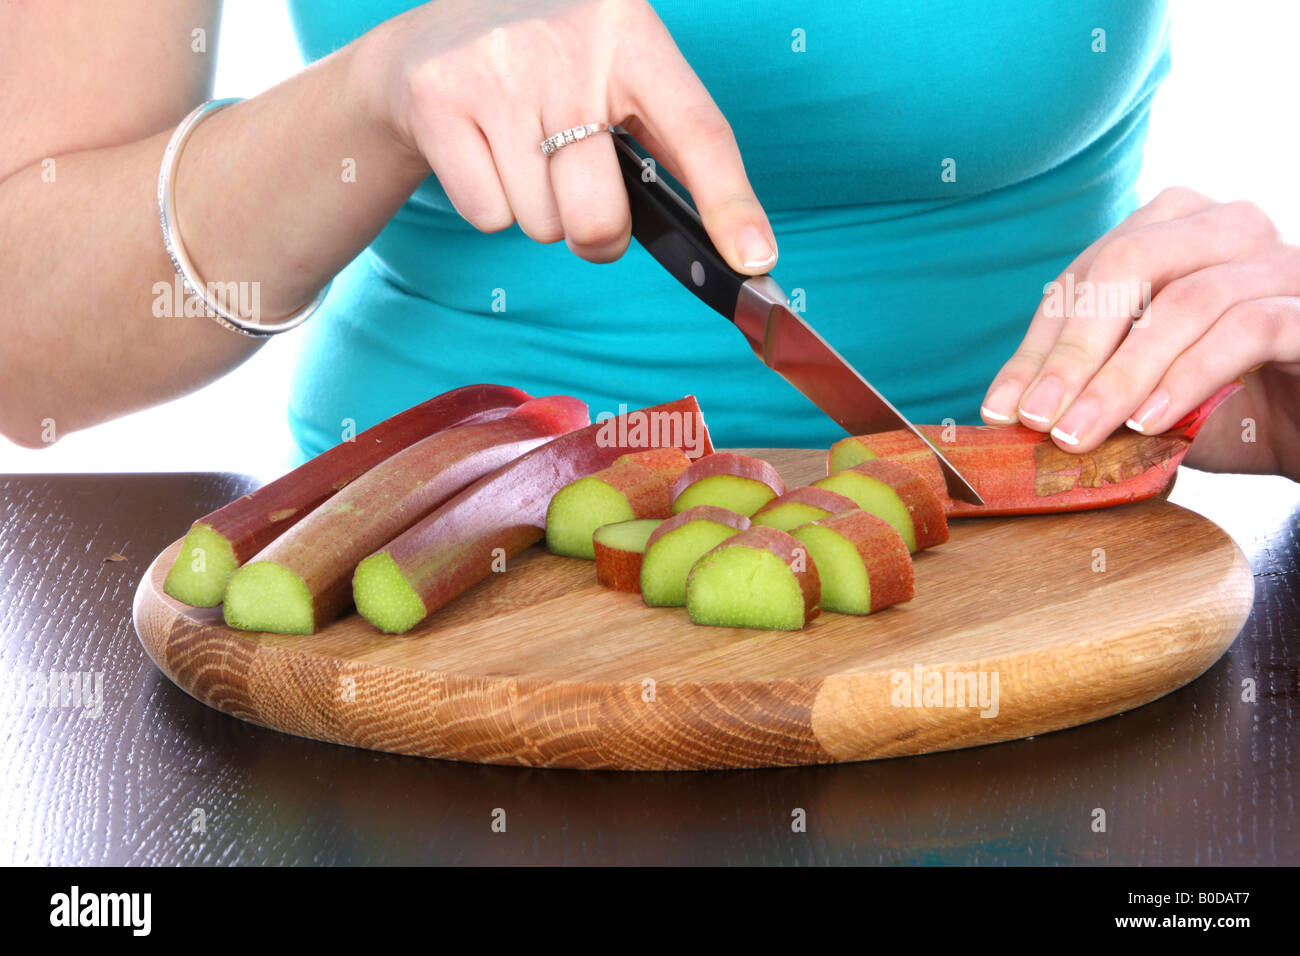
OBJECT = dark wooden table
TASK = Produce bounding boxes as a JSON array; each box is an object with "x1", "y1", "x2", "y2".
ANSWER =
[{"x1": 1, "y1": 470, "x2": 1295, "y2": 865}]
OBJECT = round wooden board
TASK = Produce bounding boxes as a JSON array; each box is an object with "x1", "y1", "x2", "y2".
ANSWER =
[{"x1": 133, "y1": 450, "x2": 1255, "y2": 771}]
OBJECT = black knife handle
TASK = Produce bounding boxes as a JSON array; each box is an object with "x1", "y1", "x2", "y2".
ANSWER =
[{"x1": 613, "y1": 128, "x2": 749, "y2": 321}]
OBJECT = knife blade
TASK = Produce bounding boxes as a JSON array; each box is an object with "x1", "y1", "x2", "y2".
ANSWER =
[{"x1": 612, "y1": 128, "x2": 984, "y2": 505}]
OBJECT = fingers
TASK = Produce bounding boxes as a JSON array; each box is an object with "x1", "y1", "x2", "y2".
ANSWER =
[
  {"x1": 447, "y1": 108, "x2": 626, "y2": 259},
  {"x1": 541, "y1": 110, "x2": 632, "y2": 263},
  {"x1": 1126, "y1": 295, "x2": 1300, "y2": 437},
  {"x1": 619, "y1": 114, "x2": 686, "y2": 185},
  {"x1": 1051, "y1": 246, "x2": 1300, "y2": 450},
  {"x1": 1092, "y1": 186, "x2": 1217, "y2": 250},
  {"x1": 400, "y1": 1, "x2": 772, "y2": 270},
  {"x1": 981, "y1": 187, "x2": 1218, "y2": 423},
  {"x1": 480, "y1": 107, "x2": 564, "y2": 243},
  {"x1": 413, "y1": 115, "x2": 514, "y2": 233},
  {"x1": 1052, "y1": 186, "x2": 1219, "y2": 288},
  {"x1": 992, "y1": 199, "x2": 1282, "y2": 432},
  {"x1": 620, "y1": 20, "x2": 776, "y2": 274}
]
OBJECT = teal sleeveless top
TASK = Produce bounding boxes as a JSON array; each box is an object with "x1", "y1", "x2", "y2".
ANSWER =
[{"x1": 284, "y1": 1, "x2": 1170, "y2": 459}]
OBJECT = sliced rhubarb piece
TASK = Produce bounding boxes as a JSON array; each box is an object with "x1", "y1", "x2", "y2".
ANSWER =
[
  {"x1": 814, "y1": 459, "x2": 948, "y2": 553},
  {"x1": 751, "y1": 487, "x2": 859, "y2": 532},
  {"x1": 686, "y1": 526, "x2": 821, "y2": 630},
  {"x1": 826, "y1": 381, "x2": 1244, "y2": 517},
  {"x1": 791, "y1": 511, "x2": 913, "y2": 615},
  {"x1": 163, "y1": 383, "x2": 530, "y2": 606},
  {"x1": 669, "y1": 452, "x2": 786, "y2": 516},
  {"x1": 353, "y1": 396, "x2": 712, "y2": 633},
  {"x1": 618, "y1": 447, "x2": 693, "y2": 481},
  {"x1": 640, "y1": 506, "x2": 751, "y2": 607},
  {"x1": 593, "y1": 518, "x2": 664, "y2": 593},
  {"x1": 545, "y1": 448, "x2": 691, "y2": 559},
  {"x1": 221, "y1": 396, "x2": 588, "y2": 634}
]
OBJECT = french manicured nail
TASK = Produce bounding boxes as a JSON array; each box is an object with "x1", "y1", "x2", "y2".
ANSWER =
[
  {"x1": 1126, "y1": 388, "x2": 1170, "y2": 432},
  {"x1": 980, "y1": 380, "x2": 1021, "y2": 422},
  {"x1": 1018, "y1": 375, "x2": 1065, "y2": 424},
  {"x1": 1051, "y1": 395, "x2": 1100, "y2": 446},
  {"x1": 737, "y1": 226, "x2": 776, "y2": 271}
]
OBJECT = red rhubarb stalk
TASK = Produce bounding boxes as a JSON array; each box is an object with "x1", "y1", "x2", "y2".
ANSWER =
[
  {"x1": 668, "y1": 452, "x2": 786, "y2": 515},
  {"x1": 544, "y1": 447, "x2": 692, "y2": 559},
  {"x1": 163, "y1": 383, "x2": 530, "y2": 606},
  {"x1": 686, "y1": 526, "x2": 822, "y2": 629},
  {"x1": 353, "y1": 396, "x2": 712, "y2": 633},
  {"x1": 221, "y1": 396, "x2": 589, "y2": 634},
  {"x1": 592, "y1": 518, "x2": 664, "y2": 593},
  {"x1": 826, "y1": 381, "x2": 1243, "y2": 517}
]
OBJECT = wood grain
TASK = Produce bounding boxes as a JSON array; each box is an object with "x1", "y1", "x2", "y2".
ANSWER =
[{"x1": 131, "y1": 451, "x2": 1255, "y2": 771}]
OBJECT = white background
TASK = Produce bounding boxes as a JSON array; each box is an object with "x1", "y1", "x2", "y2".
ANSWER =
[{"x1": 2, "y1": 0, "x2": 1297, "y2": 480}]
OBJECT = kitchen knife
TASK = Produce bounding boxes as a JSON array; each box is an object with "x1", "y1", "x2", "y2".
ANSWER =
[{"x1": 612, "y1": 128, "x2": 984, "y2": 505}]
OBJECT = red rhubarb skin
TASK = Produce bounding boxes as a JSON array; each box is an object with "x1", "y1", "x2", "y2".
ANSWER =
[
  {"x1": 831, "y1": 459, "x2": 950, "y2": 551},
  {"x1": 695, "y1": 525, "x2": 822, "y2": 625},
  {"x1": 753, "y1": 486, "x2": 858, "y2": 520},
  {"x1": 190, "y1": 384, "x2": 531, "y2": 562},
  {"x1": 585, "y1": 459, "x2": 676, "y2": 519},
  {"x1": 828, "y1": 381, "x2": 1243, "y2": 517},
  {"x1": 617, "y1": 447, "x2": 692, "y2": 482},
  {"x1": 245, "y1": 396, "x2": 589, "y2": 629},
  {"x1": 372, "y1": 396, "x2": 712, "y2": 619},
  {"x1": 644, "y1": 504, "x2": 752, "y2": 551},
  {"x1": 809, "y1": 510, "x2": 914, "y2": 612},
  {"x1": 593, "y1": 538, "x2": 646, "y2": 593},
  {"x1": 668, "y1": 452, "x2": 786, "y2": 504}
]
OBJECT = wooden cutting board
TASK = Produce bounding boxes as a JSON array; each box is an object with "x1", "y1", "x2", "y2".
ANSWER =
[{"x1": 133, "y1": 449, "x2": 1254, "y2": 771}]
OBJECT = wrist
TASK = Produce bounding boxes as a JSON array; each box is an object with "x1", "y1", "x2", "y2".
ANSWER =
[{"x1": 349, "y1": 15, "x2": 429, "y2": 178}]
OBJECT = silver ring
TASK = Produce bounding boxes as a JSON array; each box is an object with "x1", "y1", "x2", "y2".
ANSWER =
[{"x1": 540, "y1": 122, "x2": 613, "y2": 156}]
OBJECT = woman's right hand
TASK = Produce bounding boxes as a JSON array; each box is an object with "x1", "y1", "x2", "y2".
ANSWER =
[{"x1": 363, "y1": 0, "x2": 778, "y2": 271}]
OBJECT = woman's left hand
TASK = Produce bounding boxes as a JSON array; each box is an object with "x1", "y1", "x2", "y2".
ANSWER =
[{"x1": 979, "y1": 186, "x2": 1300, "y2": 481}]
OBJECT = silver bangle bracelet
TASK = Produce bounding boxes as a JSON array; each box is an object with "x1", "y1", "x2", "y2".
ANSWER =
[{"x1": 157, "y1": 97, "x2": 331, "y2": 337}]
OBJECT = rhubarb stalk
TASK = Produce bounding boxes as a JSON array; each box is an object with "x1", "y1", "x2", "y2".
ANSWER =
[
  {"x1": 826, "y1": 382, "x2": 1243, "y2": 517},
  {"x1": 164, "y1": 383, "x2": 530, "y2": 606},
  {"x1": 221, "y1": 396, "x2": 589, "y2": 634},
  {"x1": 353, "y1": 396, "x2": 712, "y2": 634}
]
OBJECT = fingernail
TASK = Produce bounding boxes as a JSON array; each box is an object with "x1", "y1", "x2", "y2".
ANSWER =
[
  {"x1": 1018, "y1": 375, "x2": 1065, "y2": 425},
  {"x1": 980, "y1": 380, "x2": 1021, "y2": 423},
  {"x1": 1051, "y1": 395, "x2": 1100, "y2": 446},
  {"x1": 737, "y1": 226, "x2": 776, "y2": 271},
  {"x1": 1126, "y1": 388, "x2": 1170, "y2": 432}
]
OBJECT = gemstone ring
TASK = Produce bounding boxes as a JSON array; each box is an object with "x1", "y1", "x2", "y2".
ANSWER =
[{"x1": 540, "y1": 122, "x2": 614, "y2": 156}]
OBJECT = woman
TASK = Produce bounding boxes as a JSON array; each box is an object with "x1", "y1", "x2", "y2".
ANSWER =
[{"x1": 1, "y1": 0, "x2": 1296, "y2": 480}]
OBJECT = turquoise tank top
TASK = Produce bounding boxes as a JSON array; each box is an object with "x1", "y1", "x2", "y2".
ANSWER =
[{"x1": 284, "y1": 1, "x2": 1170, "y2": 460}]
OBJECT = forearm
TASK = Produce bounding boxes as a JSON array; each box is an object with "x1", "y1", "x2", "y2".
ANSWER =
[
  {"x1": 179, "y1": 39, "x2": 428, "y2": 316},
  {"x1": 0, "y1": 34, "x2": 428, "y2": 447}
]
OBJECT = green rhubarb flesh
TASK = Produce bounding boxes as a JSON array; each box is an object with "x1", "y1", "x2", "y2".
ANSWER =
[
  {"x1": 640, "y1": 521, "x2": 741, "y2": 607},
  {"x1": 222, "y1": 561, "x2": 316, "y2": 635},
  {"x1": 686, "y1": 546, "x2": 806, "y2": 630},
  {"x1": 672, "y1": 475, "x2": 776, "y2": 516},
  {"x1": 352, "y1": 552, "x2": 428, "y2": 635},
  {"x1": 752, "y1": 502, "x2": 831, "y2": 532},
  {"x1": 546, "y1": 477, "x2": 636, "y2": 559},
  {"x1": 163, "y1": 523, "x2": 238, "y2": 607},
  {"x1": 593, "y1": 518, "x2": 662, "y2": 552},
  {"x1": 827, "y1": 440, "x2": 876, "y2": 474},
  {"x1": 815, "y1": 472, "x2": 917, "y2": 552},
  {"x1": 792, "y1": 524, "x2": 870, "y2": 615}
]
